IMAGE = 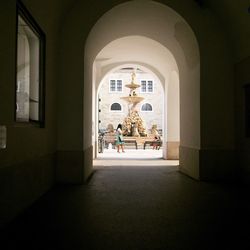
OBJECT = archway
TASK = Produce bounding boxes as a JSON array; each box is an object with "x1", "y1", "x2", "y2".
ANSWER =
[
  {"x1": 92, "y1": 36, "x2": 179, "y2": 160},
  {"x1": 95, "y1": 62, "x2": 167, "y2": 159},
  {"x1": 85, "y1": 1, "x2": 200, "y2": 178},
  {"x1": 57, "y1": 0, "x2": 236, "y2": 183}
]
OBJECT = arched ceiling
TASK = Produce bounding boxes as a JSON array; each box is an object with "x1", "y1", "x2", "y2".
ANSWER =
[
  {"x1": 95, "y1": 36, "x2": 178, "y2": 80},
  {"x1": 58, "y1": 0, "x2": 250, "y2": 62}
]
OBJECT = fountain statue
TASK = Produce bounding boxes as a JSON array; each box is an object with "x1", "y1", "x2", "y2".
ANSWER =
[{"x1": 121, "y1": 72, "x2": 147, "y2": 137}]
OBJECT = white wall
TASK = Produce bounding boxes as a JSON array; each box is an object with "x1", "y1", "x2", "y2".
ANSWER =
[
  {"x1": 85, "y1": 0, "x2": 199, "y2": 175},
  {"x1": 98, "y1": 71, "x2": 164, "y2": 134},
  {"x1": 167, "y1": 71, "x2": 180, "y2": 142},
  {"x1": 59, "y1": 0, "x2": 235, "y2": 180}
]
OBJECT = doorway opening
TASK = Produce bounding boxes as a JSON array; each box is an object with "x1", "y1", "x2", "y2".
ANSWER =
[
  {"x1": 91, "y1": 35, "x2": 180, "y2": 161},
  {"x1": 84, "y1": 0, "x2": 200, "y2": 177},
  {"x1": 96, "y1": 65, "x2": 166, "y2": 159}
]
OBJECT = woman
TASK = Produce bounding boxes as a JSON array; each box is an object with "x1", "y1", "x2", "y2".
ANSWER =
[{"x1": 116, "y1": 124, "x2": 125, "y2": 153}]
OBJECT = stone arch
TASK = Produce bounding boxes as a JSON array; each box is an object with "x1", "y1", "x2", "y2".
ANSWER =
[
  {"x1": 95, "y1": 59, "x2": 167, "y2": 159},
  {"x1": 58, "y1": 0, "x2": 236, "y2": 183},
  {"x1": 85, "y1": 1, "x2": 200, "y2": 178}
]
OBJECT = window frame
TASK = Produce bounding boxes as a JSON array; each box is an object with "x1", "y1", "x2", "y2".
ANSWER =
[
  {"x1": 109, "y1": 79, "x2": 123, "y2": 93},
  {"x1": 110, "y1": 102, "x2": 123, "y2": 112},
  {"x1": 15, "y1": 0, "x2": 46, "y2": 127},
  {"x1": 140, "y1": 79, "x2": 154, "y2": 93},
  {"x1": 141, "y1": 102, "x2": 153, "y2": 112}
]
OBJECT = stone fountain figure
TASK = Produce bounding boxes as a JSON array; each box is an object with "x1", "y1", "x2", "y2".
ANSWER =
[{"x1": 121, "y1": 72, "x2": 147, "y2": 137}]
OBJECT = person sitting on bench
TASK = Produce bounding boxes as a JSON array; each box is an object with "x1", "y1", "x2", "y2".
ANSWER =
[{"x1": 152, "y1": 135, "x2": 161, "y2": 150}]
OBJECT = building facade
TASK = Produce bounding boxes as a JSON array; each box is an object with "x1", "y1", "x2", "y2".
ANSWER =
[{"x1": 98, "y1": 70, "x2": 164, "y2": 135}]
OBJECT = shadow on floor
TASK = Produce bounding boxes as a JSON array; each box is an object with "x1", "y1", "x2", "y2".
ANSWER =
[{"x1": 1, "y1": 165, "x2": 250, "y2": 249}]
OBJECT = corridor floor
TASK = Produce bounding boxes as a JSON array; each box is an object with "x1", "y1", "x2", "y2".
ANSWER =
[{"x1": 1, "y1": 163, "x2": 250, "y2": 250}]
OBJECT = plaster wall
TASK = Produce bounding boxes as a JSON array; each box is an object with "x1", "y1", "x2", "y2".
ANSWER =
[
  {"x1": 197, "y1": 13, "x2": 235, "y2": 180},
  {"x1": 167, "y1": 70, "x2": 180, "y2": 159},
  {"x1": 59, "y1": 0, "x2": 235, "y2": 181},
  {"x1": 0, "y1": 0, "x2": 64, "y2": 226},
  {"x1": 84, "y1": 1, "x2": 200, "y2": 175},
  {"x1": 85, "y1": 1, "x2": 200, "y2": 149},
  {"x1": 167, "y1": 71, "x2": 180, "y2": 142}
]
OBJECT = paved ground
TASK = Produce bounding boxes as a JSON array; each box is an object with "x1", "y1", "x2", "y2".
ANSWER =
[
  {"x1": 95, "y1": 148, "x2": 179, "y2": 167},
  {"x1": 97, "y1": 148, "x2": 164, "y2": 159},
  {"x1": 1, "y1": 162, "x2": 250, "y2": 249}
]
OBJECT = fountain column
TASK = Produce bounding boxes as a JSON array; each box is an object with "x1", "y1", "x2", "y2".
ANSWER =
[{"x1": 121, "y1": 72, "x2": 147, "y2": 137}]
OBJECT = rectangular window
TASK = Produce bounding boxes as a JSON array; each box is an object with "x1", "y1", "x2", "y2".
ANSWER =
[
  {"x1": 110, "y1": 80, "x2": 116, "y2": 92},
  {"x1": 141, "y1": 80, "x2": 147, "y2": 92},
  {"x1": 147, "y1": 81, "x2": 153, "y2": 92},
  {"x1": 109, "y1": 79, "x2": 123, "y2": 92},
  {"x1": 140, "y1": 80, "x2": 153, "y2": 93},
  {"x1": 117, "y1": 80, "x2": 122, "y2": 92},
  {"x1": 16, "y1": 1, "x2": 45, "y2": 127}
]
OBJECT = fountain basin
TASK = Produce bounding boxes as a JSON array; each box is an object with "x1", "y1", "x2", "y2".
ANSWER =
[{"x1": 121, "y1": 96, "x2": 144, "y2": 104}]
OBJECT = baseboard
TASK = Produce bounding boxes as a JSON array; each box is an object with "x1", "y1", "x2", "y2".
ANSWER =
[
  {"x1": 167, "y1": 141, "x2": 179, "y2": 160},
  {"x1": 179, "y1": 145, "x2": 200, "y2": 180}
]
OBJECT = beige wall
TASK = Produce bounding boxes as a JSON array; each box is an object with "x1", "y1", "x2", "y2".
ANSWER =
[
  {"x1": 0, "y1": 0, "x2": 65, "y2": 227},
  {"x1": 167, "y1": 71, "x2": 180, "y2": 142}
]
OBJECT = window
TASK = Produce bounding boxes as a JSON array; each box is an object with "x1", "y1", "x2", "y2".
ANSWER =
[
  {"x1": 110, "y1": 103, "x2": 122, "y2": 111},
  {"x1": 147, "y1": 81, "x2": 153, "y2": 92},
  {"x1": 140, "y1": 80, "x2": 153, "y2": 93},
  {"x1": 16, "y1": 1, "x2": 45, "y2": 126},
  {"x1": 141, "y1": 81, "x2": 146, "y2": 92},
  {"x1": 141, "y1": 103, "x2": 153, "y2": 112},
  {"x1": 109, "y1": 80, "x2": 122, "y2": 92},
  {"x1": 110, "y1": 80, "x2": 116, "y2": 92}
]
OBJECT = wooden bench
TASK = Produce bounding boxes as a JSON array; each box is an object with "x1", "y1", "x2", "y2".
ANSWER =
[
  {"x1": 123, "y1": 138, "x2": 138, "y2": 149},
  {"x1": 143, "y1": 139, "x2": 162, "y2": 149},
  {"x1": 103, "y1": 134, "x2": 116, "y2": 148},
  {"x1": 103, "y1": 135, "x2": 138, "y2": 149}
]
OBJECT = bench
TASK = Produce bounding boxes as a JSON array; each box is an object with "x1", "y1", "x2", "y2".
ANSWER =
[
  {"x1": 143, "y1": 139, "x2": 162, "y2": 149},
  {"x1": 123, "y1": 138, "x2": 138, "y2": 149},
  {"x1": 103, "y1": 135, "x2": 138, "y2": 149},
  {"x1": 103, "y1": 134, "x2": 116, "y2": 149}
]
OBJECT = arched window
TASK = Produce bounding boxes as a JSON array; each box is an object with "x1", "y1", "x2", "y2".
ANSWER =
[
  {"x1": 110, "y1": 102, "x2": 122, "y2": 111},
  {"x1": 141, "y1": 103, "x2": 152, "y2": 111}
]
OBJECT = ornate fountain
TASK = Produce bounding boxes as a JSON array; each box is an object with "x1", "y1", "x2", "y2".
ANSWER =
[{"x1": 121, "y1": 72, "x2": 147, "y2": 137}]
